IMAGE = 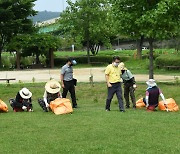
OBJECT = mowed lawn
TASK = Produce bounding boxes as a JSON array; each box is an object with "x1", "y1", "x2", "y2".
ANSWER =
[{"x1": 0, "y1": 82, "x2": 179, "y2": 154}]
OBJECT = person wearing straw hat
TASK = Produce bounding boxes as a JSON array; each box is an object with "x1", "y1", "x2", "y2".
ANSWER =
[
  {"x1": 119, "y1": 62, "x2": 137, "y2": 109},
  {"x1": 9, "y1": 88, "x2": 33, "y2": 112},
  {"x1": 143, "y1": 79, "x2": 167, "y2": 111},
  {"x1": 38, "y1": 79, "x2": 61, "y2": 112}
]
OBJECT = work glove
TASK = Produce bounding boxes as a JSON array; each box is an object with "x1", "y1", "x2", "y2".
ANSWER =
[
  {"x1": 133, "y1": 84, "x2": 137, "y2": 89},
  {"x1": 22, "y1": 106, "x2": 27, "y2": 110}
]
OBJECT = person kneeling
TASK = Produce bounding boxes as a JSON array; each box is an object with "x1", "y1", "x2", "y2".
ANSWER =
[
  {"x1": 38, "y1": 79, "x2": 61, "y2": 112},
  {"x1": 143, "y1": 79, "x2": 166, "y2": 111},
  {"x1": 9, "y1": 88, "x2": 33, "y2": 112}
]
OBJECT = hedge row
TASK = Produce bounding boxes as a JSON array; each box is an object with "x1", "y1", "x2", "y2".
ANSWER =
[
  {"x1": 155, "y1": 54, "x2": 180, "y2": 67},
  {"x1": 54, "y1": 55, "x2": 130, "y2": 66}
]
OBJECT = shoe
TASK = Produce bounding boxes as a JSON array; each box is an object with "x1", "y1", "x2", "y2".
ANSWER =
[
  {"x1": 126, "y1": 106, "x2": 130, "y2": 109},
  {"x1": 120, "y1": 110, "x2": 125, "y2": 112},
  {"x1": 73, "y1": 105, "x2": 78, "y2": 108},
  {"x1": 105, "y1": 109, "x2": 110, "y2": 111}
]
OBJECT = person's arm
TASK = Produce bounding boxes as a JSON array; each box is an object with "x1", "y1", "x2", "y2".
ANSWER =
[
  {"x1": 159, "y1": 89, "x2": 166, "y2": 104},
  {"x1": 145, "y1": 91, "x2": 149, "y2": 107},
  {"x1": 43, "y1": 91, "x2": 49, "y2": 107},
  {"x1": 60, "y1": 74, "x2": 65, "y2": 88},
  {"x1": 105, "y1": 74, "x2": 112, "y2": 87}
]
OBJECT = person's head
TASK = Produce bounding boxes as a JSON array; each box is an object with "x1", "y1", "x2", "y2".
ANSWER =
[
  {"x1": 19, "y1": 88, "x2": 32, "y2": 99},
  {"x1": 67, "y1": 58, "x2": 77, "y2": 66},
  {"x1": 146, "y1": 79, "x2": 157, "y2": 88},
  {"x1": 45, "y1": 79, "x2": 61, "y2": 94},
  {"x1": 112, "y1": 56, "x2": 120, "y2": 67}
]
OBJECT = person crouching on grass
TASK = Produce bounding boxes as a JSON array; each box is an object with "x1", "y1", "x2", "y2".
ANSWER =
[
  {"x1": 143, "y1": 79, "x2": 167, "y2": 111},
  {"x1": 38, "y1": 79, "x2": 61, "y2": 112},
  {"x1": 119, "y1": 62, "x2": 137, "y2": 109},
  {"x1": 9, "y1": 88, "x2": 33, "y2": 112},
  {"x1": 105, "y1": 56, "x2": 125, "y2": 112}
]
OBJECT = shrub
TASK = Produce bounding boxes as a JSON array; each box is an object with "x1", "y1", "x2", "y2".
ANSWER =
[
  {"x1": 155, "y1": 54, "x2": 180, "y2": 67},
  {"x1": 54, "y1": 55, "x2": 130, "y2": 66}
]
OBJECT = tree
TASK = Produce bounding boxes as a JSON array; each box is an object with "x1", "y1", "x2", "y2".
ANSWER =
[
  {"x1": 111, "y1": 0, "x2": 146, "y2": 59},
  {"x1": 0, "y1": 0, "x2": 36, "y2": 67},
  {"x1": 111, "y1": 0, "x2": 180, "y2": 78},
  {"x1": 58, "y1": 0, "x2": 113, "y2": 63},
  {"x1": 8, "y1": 34, "x2": 61, "y2": 68}
]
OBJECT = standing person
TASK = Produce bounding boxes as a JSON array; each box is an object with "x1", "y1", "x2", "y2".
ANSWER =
[
  {"x1": 9, "y1": 88, "x2": 33, "y2": 112},
  {"x1": 120, "y1": 62, "x2": 137, "y2": 109},
  {"x1": 38, "y1": 79, "x2": 61, "y2": 112},
  {"x1": 61, "y1": 58, "x2": 78, "y2": 108},
  {"x1": 105, "y1": 56, "x2": 125, "y2": 112},
  {"x1": 143, "y1": 79, "x2": 167, "y2": 111}
]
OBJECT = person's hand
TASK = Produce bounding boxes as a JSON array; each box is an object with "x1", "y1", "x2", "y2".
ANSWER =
[
  {"x1": 61, "y1": 83, "x2": 65, "y2": 88},
  {"x1": 29, "y1": 109, "x2": 33, "y2": 112},
  {"x1": 146, "y1": 104, "x2": 149, "y2": 108},
  {"x1": 22, "y1": 106, "x2": 27, "y2": 110},
  {"x1": 107, "y1": 83, "x2": 112, "y2": 88},
  {"x1": 46, "y1": 103, "x2": 49, "y2": 108},
  {"x1": 133, "y1": 84, "x2": 137, "y2": 89}
]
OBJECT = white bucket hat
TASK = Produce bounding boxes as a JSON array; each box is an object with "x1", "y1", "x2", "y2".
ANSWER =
[
  {"x1": 45, "y1": 79, "x2": 61, "y2": 94},
  {"x1": 146, "y1": 79, "x2": 157, "y2": 87},
  {"x1": 19, "y1": 88, "x2": 32, "y2": 99},
  {"x1": 119, "y1": 62, "x2": 127, "y2": 70}
]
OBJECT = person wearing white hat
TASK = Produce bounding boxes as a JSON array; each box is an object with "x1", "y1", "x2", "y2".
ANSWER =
[
  {"x1": 38, "y1": 79, "x2": 61, "y2": 112},
  {"x1": 143, "y1": 79, "x2": 167, "y2": 111},
  {"x1": 120, "y1": 62, "x2": 137, "y2": 109},
  {"x1": 9, "y1": 88, "x2": 33, "y2": 112}
]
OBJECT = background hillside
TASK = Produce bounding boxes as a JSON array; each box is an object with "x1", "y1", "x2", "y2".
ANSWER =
[{"x1": 30, "y1": 11, "x2": 61, "y2": 23}]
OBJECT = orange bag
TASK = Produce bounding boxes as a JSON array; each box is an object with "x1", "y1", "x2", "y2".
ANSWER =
[
  {"x1": 0, "y1": 99, "x2": 8, "y2": 112},
  {"x1": 136, "y1": 98, "x2": 145, "y2": 108},
  {"x1": 50, "y1": 98, "x2": 73, "y2": 115},
  {"x1": 159, "y1": 98, "x2": 179, "y2": 112}
]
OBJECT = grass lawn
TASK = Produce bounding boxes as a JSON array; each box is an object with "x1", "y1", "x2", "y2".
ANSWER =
[{"x1": 0, "y1": 82, "x2": 179, "y2": 154}]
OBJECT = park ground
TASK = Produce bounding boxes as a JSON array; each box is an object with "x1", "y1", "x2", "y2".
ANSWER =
[
  {"x1": 0, "y1": 82, "x2": 179, "y2": 154},
  {"x1": 0, "y1": 49, "x2": 180, "y2": 153}
]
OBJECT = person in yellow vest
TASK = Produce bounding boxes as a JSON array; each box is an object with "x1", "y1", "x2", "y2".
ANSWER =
[{"x1": 105, "y1": 56, "x2": 125, "y2": 112}]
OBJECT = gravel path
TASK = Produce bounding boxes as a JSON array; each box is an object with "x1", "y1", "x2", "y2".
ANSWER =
[{"x1": 0, "y1": 67, "x2": 178, "y2": 83}]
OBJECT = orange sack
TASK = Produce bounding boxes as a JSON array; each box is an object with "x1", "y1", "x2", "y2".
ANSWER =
[
  {"x1": 159, "y1": 98, "x2": 179, "y2": 112},
  {"x1": 136, "y1": 98, "x2": 145, "y2": 108},
  {"x1": 0, "y1": 99, "x2": 8, "y2": 112},
  {"x1": 50, "y1": 98, "x2": 73, "y2": 115}
]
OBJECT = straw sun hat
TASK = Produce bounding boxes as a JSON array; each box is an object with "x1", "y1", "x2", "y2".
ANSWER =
[
  {"x1": 19, "y1": 88, "x2": 32, "y2": 99},
  {"x1": 45, "y1": 79, "x2": 61, "y2": 94}
]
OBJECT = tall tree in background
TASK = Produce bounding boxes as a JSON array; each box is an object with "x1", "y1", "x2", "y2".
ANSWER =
[
  {"x1": 58, "y1": 0, "x2": 113, "y2": 63},
  {"x1": 111, "y1": 0, "x2": 180, "y2": 78},
  {"x1": 0, "y1": 0, "x2": 37, "y2": 67}
]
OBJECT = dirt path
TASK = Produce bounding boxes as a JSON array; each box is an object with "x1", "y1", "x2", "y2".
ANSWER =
[{"x1": 0, "y1": 67, "x2": 178, "y2": 83}]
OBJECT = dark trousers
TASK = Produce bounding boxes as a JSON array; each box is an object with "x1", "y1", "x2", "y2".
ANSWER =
[
  {"x1": 106, "y1": 82, "x2": 124, "y2": 111},
  {"x1": 62, "y1": 80, "x2": 77, "y2": 107},
  {"x1": 124, "y1": 83, "x2": 136, "y2": 107}
]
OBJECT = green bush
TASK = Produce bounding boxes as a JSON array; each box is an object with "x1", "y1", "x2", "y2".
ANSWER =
[
  {"x1": 2, "y1": 55, "x2": 16, "y2": 68},
  {"x1": 155, "y1": 54, "x2": 180, "y2": 67},
  {"x1": 54, "y1": 55, "x2": 130, "y2": 66}
]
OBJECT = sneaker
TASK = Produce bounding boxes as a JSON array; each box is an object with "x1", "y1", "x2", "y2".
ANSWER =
[
  {"x1": 73, "y1": 105, "x2": 78, "y2": 108},
  {"x1": 120, "y1": 110, "x2": 125, "y2": 112},
  {"x1": 105, "y1": 109, "x2": 110, "y2": 111}
]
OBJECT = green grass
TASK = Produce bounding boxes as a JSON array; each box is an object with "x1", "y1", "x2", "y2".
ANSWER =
[{"x1": 0, "y1": 82, "x2": 179, "y2": 153}]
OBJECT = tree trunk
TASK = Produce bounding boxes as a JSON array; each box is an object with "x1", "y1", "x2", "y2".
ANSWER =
[
  {"x1": 49, "y1": 48, "x2": 54, "y2": 68},
  {"x1": 0, "y1": 50, "x2": 2, "y2": 68},
  {"x1": 16, "y1": 51, "x2": 20, "y2": 70},
  {"x1": 136, "y1": 35, "x2": 144, "y2": 59},
  {"x1": 87, "y1": 39, "x2": 90, "y2": 64},
  {"x1": 149, "y1": 39, "x2": 154, "y2": 79},
  {"x1": 36, "y1": 54, "x2": 40, "y2": 64}
]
